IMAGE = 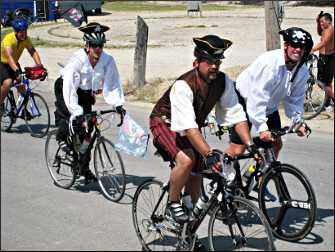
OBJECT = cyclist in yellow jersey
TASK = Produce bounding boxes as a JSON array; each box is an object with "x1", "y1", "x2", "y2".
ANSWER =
[{"x1": 0, "y1": 18, "x2": 44, "y2": 106}]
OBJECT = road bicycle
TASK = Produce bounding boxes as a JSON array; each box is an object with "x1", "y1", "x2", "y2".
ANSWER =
[
  {"x1": 132, "y1": 151, "x2": 275, "y2": 251},
  {"x1": 45, "y1": 109, "x2": 126, "y2": 202},
  {"x1": 1, "y1": 66, "x2": 50, "y2": 138},
  {"x1": 206, "y1": 122, "x2": 316, "y2": 242},
  {"x1": 303, "y1": 54, "x2": 328, "y2": 120}
]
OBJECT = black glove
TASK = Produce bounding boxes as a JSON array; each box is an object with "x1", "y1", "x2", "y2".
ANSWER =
[
  {"x1": 246, "y1": 143, "x2": 258, "y2": 155},
  {"x1": 204, "y1": 151, "x2": 221, "y2": 170},
  {"x1": 14, "y1": 68, "x2": 23, "y2": 80},
  {"x1": 116, "y1": 105, "x2": 126, "y2": 117},
  {"x1": 75, "y1": 115, "x2": 86, "y2": 127}
]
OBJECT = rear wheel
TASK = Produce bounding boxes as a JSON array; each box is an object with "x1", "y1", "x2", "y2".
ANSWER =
[
  {"x1": 45, "y1": 130, "x2": 76, "y2": 189},
  {"x1": 94, "y1": 137, "x2": 126, "y2": 202},
  {"x1": 25, "y1": 92, "x2": 50, "y2": 137},
  {"x1": 303, "y1": 80, "x2": 327, "y2": 120},
  {"x1": 259, "y1": 163, "x2": 316, "y2": 241},
  {"x1": 1, "y1": 94, "x2": 14, "y2": 132},
  {"x1": 208, "y1": 196, "x2": 275, "y2": 251}
]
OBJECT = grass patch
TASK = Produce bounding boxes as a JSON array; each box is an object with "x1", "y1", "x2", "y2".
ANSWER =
[
  {"x1": 125, "y1": 65, "x2": 249, "y2": 103},
  {"x1": 103, "y1": 1, "x2": 234, "y2": 12}
]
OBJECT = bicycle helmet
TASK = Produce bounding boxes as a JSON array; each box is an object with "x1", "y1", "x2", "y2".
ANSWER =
[
  {"x1": 193, "y1": 35, "x2": 232, "y2": 61},
  {"x1": 279, "y1": 27, "x2": 313, "y2": 61},
  {"x1": 79, "y1": 22, "x2": 109, "y2": 44},
  {"x1": 11, "y1": 18, "x2": 28, "y2": 32}
]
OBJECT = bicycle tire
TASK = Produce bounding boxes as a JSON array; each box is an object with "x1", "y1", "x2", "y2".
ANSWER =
[
  {"x1": 93, "y1": 137, "x2": 126, "y2": 202},
  {"x1": 208, "y1": 196, "x2": 275, "y2": 251},
  {"x1": 45, "y1": 130, "x2": 76, "y2": 189},
  {"x1": 24, "y1": 92, "x2": 50, "y2": 138},
  {"x1": 303, "y1": 80, "x2": 328, "y2": 120},
  {"x1": 132, "y1": 179, "x2": 178, "y2": 251},
  {"x1": 1, "y1": 94, "x2": 14, "y2": 132},
  {"x1": 258, "y1": 163, "x2": 317, "y2": 241}
]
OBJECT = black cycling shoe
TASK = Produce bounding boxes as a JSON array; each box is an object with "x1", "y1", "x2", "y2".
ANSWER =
[
  {"x1": 83, "y1": 169, "x2": 97, "y2": 184},
  {"x1": 194, "y1": 240, "x2": 206, "y2": 251},
  {"x1": 166, "y1": 201, "x2": 189, "y2": 224}
]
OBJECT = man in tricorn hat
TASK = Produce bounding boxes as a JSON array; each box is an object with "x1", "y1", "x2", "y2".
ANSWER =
[
  {"x1": 149, "y1": 35, "x2": 255, "y2": 224},
  {"x1": 54, "y1": 22, "x2": 126, "y2": 184}
]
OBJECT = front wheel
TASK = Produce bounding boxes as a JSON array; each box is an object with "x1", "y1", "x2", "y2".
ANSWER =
[
  {"x1": 259, "y1": 163, "x2": 317, "y2": 241},
  {"x1": 45, "y1": 130, "x2": 76, "y2": 189},
  {"x1": 24, "y1": 92, "x2": 50, "y2": 137},
  {"x1": 132, "y1": 179, "x2": 177, "y2": 251},
  {"x1": 208, "y1": 196, "x2": 275, "y2": 251},
  {"x1": 303, "y1": 80, "x2": 328, "y2": 120},
  {"x1": 93, "y1": 137, "x2": 126, "y2": 202}
]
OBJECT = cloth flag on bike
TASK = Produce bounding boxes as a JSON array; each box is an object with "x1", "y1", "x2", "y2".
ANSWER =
[
  {"x1": 115, "y1": 114, "x2": 150, "y2": 158},
  {"x1": 61, "y1": 4, "x2": 87, "y2": 28}
]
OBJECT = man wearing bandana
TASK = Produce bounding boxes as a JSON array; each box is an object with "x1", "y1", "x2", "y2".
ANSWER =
[
  {"x1": 149, "y1": 35, "x2": 254, "y2": 224},
  {"x1": 54, "y1": 22, "x2": 125, "y2": 184},
  {"x1": 226, "y1": 27, "x2": 313, "y2": 160}
]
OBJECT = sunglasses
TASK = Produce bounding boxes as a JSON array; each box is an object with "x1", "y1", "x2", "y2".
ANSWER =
[
  {"x1": 289, "y1": 43, "x2": 306, "y2": 49},
  {"x1": 202, "y1": 58, "x2": 222, "y2": 66},
  {"x1": 89, "y1": 43, "x2": 104, "y2": 48}
]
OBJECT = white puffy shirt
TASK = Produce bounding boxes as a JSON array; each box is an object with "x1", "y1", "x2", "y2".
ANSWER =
[
  {"x1": 170, "y1": 74, "x2": 247, "y2": 136},
  {"x1": 235, "y1": 49, "x2": 308, "y2": 133},
  {"x1": 60, "y1": 49, "x2": 124, "y2": 117}
]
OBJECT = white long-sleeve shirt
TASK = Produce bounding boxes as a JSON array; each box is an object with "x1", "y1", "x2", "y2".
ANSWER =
[
  {"x1": 170, "y1": 74, "x2": 247, "y2": 136},
  {"x1": 235, "y1": 49, "x2": 308, "y2": 133},
  {"x1": 60, "y1": 49, "x2": 124, "y2": 117}
]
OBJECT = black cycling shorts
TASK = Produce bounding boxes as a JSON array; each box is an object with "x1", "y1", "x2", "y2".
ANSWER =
[
  {"x1": 317, "y1": 53, "x2": 335, "y2": 85},
  {"x1": 229, "y1": 89, "x2": 282, "y2": 145},
  {"x1": 0, "y1": 62, "x2": 16, "y2": 85}
]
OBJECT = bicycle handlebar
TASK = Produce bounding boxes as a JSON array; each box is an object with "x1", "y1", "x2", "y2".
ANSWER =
[{"x1": 83, "y1": 109, "x2": 124, "y2": 127}]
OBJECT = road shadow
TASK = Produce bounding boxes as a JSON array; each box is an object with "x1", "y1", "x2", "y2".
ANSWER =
[
  {"x1": 117, "y1": 174, "x2": 156, "y2": 205},
  {"x1": 264, "y1": 206, "x2": 333, "y2": 244}
]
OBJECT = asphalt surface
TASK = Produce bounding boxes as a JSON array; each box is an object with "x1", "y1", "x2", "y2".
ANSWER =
[{"x1": 1, "y1": 88, "x2": 334, "y2": 251}]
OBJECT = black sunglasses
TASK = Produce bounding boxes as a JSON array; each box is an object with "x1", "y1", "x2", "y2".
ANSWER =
[
  {"x1": 289, "y1": 43, "x2": 306, "y2": 49},
  {"x1": 202, "y1": 58, "x2": 222, "y2": 66},
  {"x1": 89, "y1": 43, "x2": 104, "y2": 48}
]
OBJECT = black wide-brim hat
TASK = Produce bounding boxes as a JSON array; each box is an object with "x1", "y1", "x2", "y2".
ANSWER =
[
  {"x1": 193, "y1": 35, "x2": 232, "y2": 60},
  {"x1": 78, "y1": 22, "x2": 110, "y2": 34}
]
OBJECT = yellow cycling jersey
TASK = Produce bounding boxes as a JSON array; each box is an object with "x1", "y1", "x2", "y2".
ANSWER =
[{"x1": 1, "y1": 32, "x2": 33, "y2": 64}]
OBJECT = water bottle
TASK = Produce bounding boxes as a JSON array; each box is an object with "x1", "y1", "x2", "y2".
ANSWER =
[
  {"x1": 79, "y1": 136, "x2": 91, "y2": 154},
  {"x1": 182, "y1": 192, "x2": 193, "y2": 217},
  {"x1": 193, "y1": 195, "x2": 208, "y2": 218},
  {"x1": 242, "y1": 163, "x2": 256, "y2": 186},
  {"x1": 221, "y1": 159, "x2": 236, "y2": 183}
]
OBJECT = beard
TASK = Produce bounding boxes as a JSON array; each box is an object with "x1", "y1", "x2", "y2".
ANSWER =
[{"x1": 207, "y1": 69, "x2": 219, "y2": 81}]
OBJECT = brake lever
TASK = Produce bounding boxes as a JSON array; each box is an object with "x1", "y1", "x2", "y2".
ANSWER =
[{"x1": 117, "y1": 113, "x2": 124, "y2": 127}]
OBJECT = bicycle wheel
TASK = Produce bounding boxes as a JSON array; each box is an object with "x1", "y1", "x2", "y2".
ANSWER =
[
  {"x1": 303, "y1": 80, "x2": 327, "y2": 120},
  {"x1": 93, "y1": 137, "x2": 126, "y2": 202},
  {"x1": 1, "y1": 94, "x2": 14, "y2": 132},
  {"x1": 208, "y1": 196, "x2": 275, "y2": 251},
  {"x1": 132, "y1": 179, "x2": 178, "y2": 251},
  {"x1": 45, "y1": 130, "x2": 76, "y2": 189},
  {"x1": 258, "y1": 163, "x2": 317, "y2": 241},
  {"x1": 24, "y1": 92, "x2": 50, "y2": 138}
]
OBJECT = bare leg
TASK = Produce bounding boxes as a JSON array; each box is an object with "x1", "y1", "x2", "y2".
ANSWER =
[
  {"x1": 169, "y1": 148, "x2": 195, "y2": 202},
  {"x1": 1, "y1": 79, "x2": 12, "y2": 105},
  {"x1": 184, "y1": 174, "x2": 202, "y2": 204}
]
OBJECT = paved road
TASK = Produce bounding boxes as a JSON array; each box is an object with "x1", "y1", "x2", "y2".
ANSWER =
[{"x1": 1, "y1": 89, "x2": 334, "y2": 251}]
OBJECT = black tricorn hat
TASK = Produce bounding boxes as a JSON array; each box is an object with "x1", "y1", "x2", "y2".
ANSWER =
[
  {"x1": 193, "y1": 35, "x2": 232, "y2": 60},
  {"x1": 78, "y1": 22, "x2": 109, "y2": 34}
]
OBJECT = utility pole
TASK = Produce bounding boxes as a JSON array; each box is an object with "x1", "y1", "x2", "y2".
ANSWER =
[{"x1": 264, "y1": 1, "x2": 281, "y2": 51}]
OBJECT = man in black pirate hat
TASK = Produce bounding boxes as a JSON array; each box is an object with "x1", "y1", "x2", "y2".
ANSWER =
[
  {"x1": 149, "y1": 35, "x2": 254, "y2": 225},
  {"x1": 54, "y1": 22, "x2": 126, "y2": 184}
]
